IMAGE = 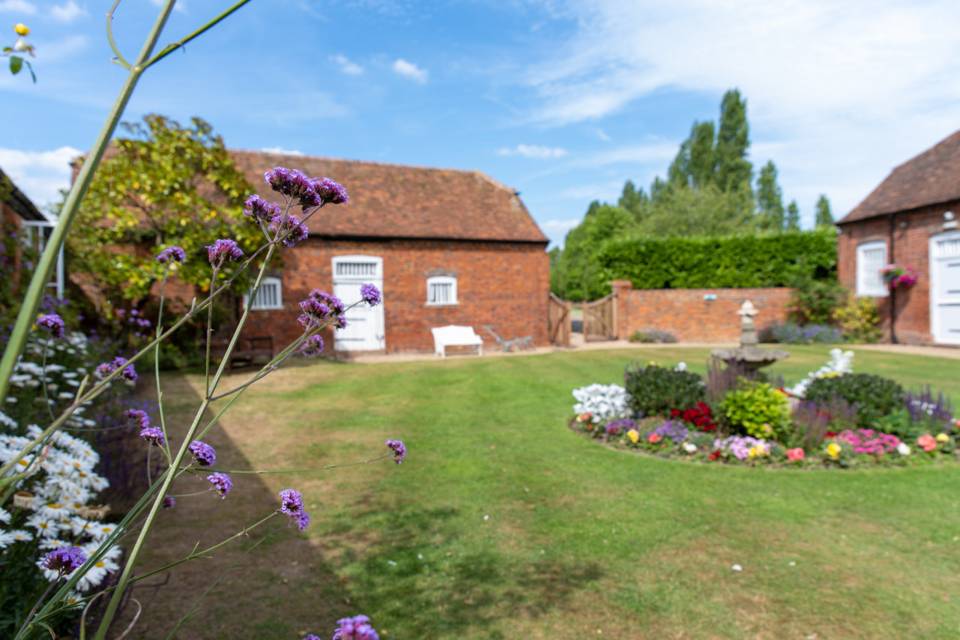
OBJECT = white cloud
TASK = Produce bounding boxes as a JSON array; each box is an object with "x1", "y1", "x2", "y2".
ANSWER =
[
  {"x1": 330, "y1": 54, "x2": 363, "y2": 76},
  {"x1": 261, "y1": 146, "x2": 304, "y2": 156},
  {"x1": 0, "y1": 0, "x2": 35, "y2": 14},
  {"x1": 524, "y1": 0, "x2": 960, "y2": 216},
  {"x1": 497, "y1": 144, "x2": 568, "y2": 159},
  {"x1": 0, "y1": 146, "x2": 82, "y2": 207},
  {"x1": 595, "y1": 128, "x2": 611, "y2": 142},
  {"x1": 392, "y1": 58, "x2": 428, "y2": 84},
  {"x1": 51, "y1": 0, "x2": 84, "y2": 22}
]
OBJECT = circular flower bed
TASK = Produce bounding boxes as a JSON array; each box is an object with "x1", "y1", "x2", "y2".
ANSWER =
[{"x1": 570, "y1": 353, "x2": 960, "y2": 469}]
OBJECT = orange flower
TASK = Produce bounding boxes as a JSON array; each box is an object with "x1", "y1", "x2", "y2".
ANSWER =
[
  {"x1": 917, "y1": 434, "x2": 937, "y2": 453},
  {"x1": 647, "y1": 433, "x2": 662, "y2": 444}
]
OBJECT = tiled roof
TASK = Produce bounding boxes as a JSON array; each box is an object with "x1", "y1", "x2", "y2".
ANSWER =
[
  {"x1": 841, "y1": 129, "x2": 960, "y2": 224},
  {"x1": 230, "y1": 150, "x2": 548, "y2": 243},
  {"x1": 0, "y1": 167, "x2": 46, "y2": 221}
]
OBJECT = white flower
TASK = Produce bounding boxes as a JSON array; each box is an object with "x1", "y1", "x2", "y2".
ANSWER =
[
  {"x1": 675, "y1": 362, "x2": 687, "y2": 372},
  {"x1": 38, "y1": 537, "x2": 69, "y2": 551},
  {"x1": 572, "y1": 384, "x2": 630, "y2": 422},
  {"x1": 0, "y1": 507, "x2": 10, "y2": 524},
  {"x1": 76, "y1": 555, "x2": 119, "y2": 592},
  {"x1": 897, "y1": 443, "x2": 911, "y2": 456},
  {"x1": 787, "y1": 349, "x2": 855, "y2": 398},
  {"x1": 38, "y1": 501, "x2": 72, "y2": 520},
  {"x1": 26, "y1": 514, "x2": 60, "y2": 538},
  {"x1": 90, "y1": 523, "x2": 117, "y2": 539},
  {"x1": 682, "y1": 442, "x2": 697, "y2": 454},
  {"x1": 0, "y1": 410, "x2": 17, "y2": 429},
  {"x1": 11, "y1": 529, "x2": 33, "y2": 542},
  {"x1": 0, "y1": 529, "x2": 16, "y2": 549}
]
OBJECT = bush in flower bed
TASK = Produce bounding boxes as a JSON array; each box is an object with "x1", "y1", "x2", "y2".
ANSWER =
[
  {"x1": 624, "y1": 362, "x2": 704, "y2": 417},
  {"x1": 759, "y1": 322, "x2": 843, "y2": 345},
  {"x1": 569, "y1": 351, "x2": 960, "y2": 470}
]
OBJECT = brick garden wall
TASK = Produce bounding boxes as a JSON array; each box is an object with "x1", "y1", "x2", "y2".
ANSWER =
[
  {"x1": 837, "y1": 199, "x2": 959, "y2": 344},
  {"x1": 610, "y1": 281, "x2": 793, "y2": 342},
  {"x1": 242, "y1": 237, "x2": 550, "y2": 353}
]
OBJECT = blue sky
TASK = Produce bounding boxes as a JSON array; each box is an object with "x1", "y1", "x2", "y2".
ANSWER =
[{"x1": 2, "y1": 0, "x2": 960, "y2": 245}]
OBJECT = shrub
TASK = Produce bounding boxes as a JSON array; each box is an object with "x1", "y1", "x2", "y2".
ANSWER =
[
  {"x1": 833, "y1": 297, "x2": 882, "y2": 343},
  {"x1": 876, "y1": 387, "x2": 955, "y2": 440},
  {"x1": 628, "y1": 329, "x2": 677, "y2": 343},
  {"x1": 788, "y1": 397, "x2": 860, "y2": 450},
  {"x1": 759, "y1": 322, "x2": 843, "y2": 344},
  {"x1": 624, "y1": 363, "x2": 704, "y2": 417},
  {"x1": 805, "y1": 373, "x2": 904, "y2": 426},
  {"x1": 719, "y1": 380, "x2": 791, "y2": 439},
  {"x1": 598, "y1": 230, "x2": 836, "y2": 290},
  {"x1": 788, "y1": 278, "x2": 847, "y2": 325}
]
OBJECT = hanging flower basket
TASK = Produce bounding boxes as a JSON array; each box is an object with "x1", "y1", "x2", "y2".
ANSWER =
[{"x1": 881, "y1": 264, "x2": 919, "y2": 289}]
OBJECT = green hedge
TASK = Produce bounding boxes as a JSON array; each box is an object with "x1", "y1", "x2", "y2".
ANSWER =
[{"x1": 598, "y1": 230, "x2": 836, "y2": 289}]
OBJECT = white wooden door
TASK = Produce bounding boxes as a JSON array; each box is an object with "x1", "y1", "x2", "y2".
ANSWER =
[
  {"x1": 931, "y1": 232, "x2": 960, "y2": 345},
  {"x1": 332, "y1": 256, "x2": 385, "y2": 351}
]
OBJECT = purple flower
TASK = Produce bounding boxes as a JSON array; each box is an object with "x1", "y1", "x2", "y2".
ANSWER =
[
  {"x1": 295, "y1": 511, "x2": 311, "y2": 531},
  {"x1": 386, "y1": 439, "x2": 406, "y2": 464},
  {"x1": 268, "y1": 213, "x2": 309, "y2": 247},
  {"x1": 360, "y1": 283, "x2": 381, "y2": 306},
  {"x1": 278, "y1": 488, "x2": 311, "y2": 530},
  {"x1": 299, "y1": 334, "x2": 325, "y2": 357},
  {"x1": 206, "y1": 472, "x2": 233, "y2": 498},
  {"x1": 162, "y1": 496, "x2": 176, "y2": 509},
  {"x1": 243, "y1": 194, "x2": 282, "y2": 222},
  {"x1": 188, "y1": 440, "x2": 217, "y2": 467},
  {"x1": 605, "y1": 418, "x2": 635, "y2": 436},
  {"x1": 126, "y1": 408, "x2": 151, "y2": 430},
  {"x1": 312, "y1": 177, "x2": 349, "y2": 205},
  {"x1": 333, "y1": 614, "x2": 379, "y2": 640},
  {"x1": 37, "y1": 313, "x2": 65, "y2": 339},
  {"x1": 139, "y1": 426, "x2": 165, "y2": 447},
  {"x1": 95, "y1": 356, "x2": 137, "y2": 383},
  {"x1": 264, "y1": 167, "x2": 321, "y2": 208},
  {"x1": 206, "y1": 239, "x2": 244, "y2": 266},
  {"x1": 156, "y1": 246, "x2": 187, "y2": 264},
  {"x1": 303, "y1": 636, "x2": 321, "y2": 640},
  {"x1": 652, "y1": 420, "x2": 689, "y2": 444},
  {"x1": 43, "y1": 546, "x2": 86, "y2": 575},
  {"x1": 298, "y1": 290, "x2": 345, "y2": 329}
]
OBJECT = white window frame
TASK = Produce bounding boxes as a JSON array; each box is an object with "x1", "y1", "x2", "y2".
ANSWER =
[
  {"x1": 245, "y1": 276, "x2": 283, "y2": 310},
  {"x1": 856, "y1": 240, "x2": 888, "y2": 297},
  {"x1": 426, "y1": 275, "x2": 458, "y2": 306}
]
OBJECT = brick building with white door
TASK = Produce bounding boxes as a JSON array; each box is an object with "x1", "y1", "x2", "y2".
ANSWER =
[
  {"x1": 234, "y1": 150, "x2": 551, "y2": 354},
  {"x1": 837, "y1": 130, "x2": 960, "y2": 345}
]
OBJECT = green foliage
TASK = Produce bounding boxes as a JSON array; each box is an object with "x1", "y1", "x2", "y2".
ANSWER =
[
  {"x1": 624, "y1": 362, "x2": 705, "y2": 417},
  {"x1": 551, "y1": 204, "x2": 636, "y2": 301},
  {"x1": 785, "y1": 200, "x2": 800, "y2": 231},
  {"x1": 805, "y1": 373, "x2": 905, "y2": 426},
  {"x1": 628, "y1": 329, "x2": 677, "y2": 344},
  {"x1": 714, "y1": 89, "x2": 753, "y2": 192},
  {"x1": 67, "y1": 114, "x2": 263, "y2": 303},
  {"x1": 789, "y1": 278, "x2": 848, "y2": 325},
  {"x1": 756, "y1": 160, "x2": 784, "y2": 230},
  {"x1": 633, "y1": 182, "x2": 758, "y2": 238},
  {"x1": 815, "y1": 194, "x2": 834, "y2": 227},
  {"x1": 598, "y1": 230, "x2": 836, "y2": 290},
  {"x1": 617, "y1": 180, "x2": 647, "y2": 218},
  {"x1": 833, "y1": 297, "x2": 882, "y2": 343},
  {"x1": 719, "y1": 380, "x2": 791, "y2": 439}
]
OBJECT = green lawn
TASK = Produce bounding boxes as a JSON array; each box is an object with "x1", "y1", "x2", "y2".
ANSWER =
[{"x1": 137, "y1": 346, "x2": 960, "y2": 639}]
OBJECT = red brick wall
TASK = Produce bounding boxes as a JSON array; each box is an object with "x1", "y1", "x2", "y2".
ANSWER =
[
  {"x1": 242, "y1": 237, "x2": 550, "y2": 353},
  {"x1": 610, "y1": 281, "x2": 793, "y2": 342},
  {"x1": 837, "y1": 200, "x2": 959, "y2": 344}
]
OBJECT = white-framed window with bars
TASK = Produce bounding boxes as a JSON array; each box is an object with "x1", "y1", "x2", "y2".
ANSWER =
[
  {"x1": 856, "y1": 240, "x2": 888, "y2": 297},
  {"x1": 245, "y1": 276, "x2": 283, "y2": 310},
  {"x1": 334, "y1": 260, "x2": 379, "y2": 278},
  {"x1": 426, "y1": 275, "x2": 457, "y2": 306}
]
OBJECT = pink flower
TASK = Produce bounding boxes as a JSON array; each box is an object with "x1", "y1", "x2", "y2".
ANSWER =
[
  {"x1": 647, "y1": 433, "x2": 662, "y2": 444},
  {"x1": 917, "y1": 434, "x2": 937, "y2": 453},
  {"x1": 786, "y1": 448, "x2": 805, "y2": 462}
]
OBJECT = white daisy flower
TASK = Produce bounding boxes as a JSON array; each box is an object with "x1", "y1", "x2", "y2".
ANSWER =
[
  {"x1": 0, "y1": 507, "x2": 10, "y2": 524},
  {"x1": 0, "y1": 529, "x2": 16, "y2": 549},
  {"x1": 11, "y1": 529, "x2": 32, "y2": 542}
]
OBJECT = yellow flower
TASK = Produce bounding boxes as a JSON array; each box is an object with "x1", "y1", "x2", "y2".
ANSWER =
[
  {"x1": 627, "y1": 429, "x2": 640, "y2": 444},
  {"x1": 748, "y1": 445, "x2": 767, "y2": 459},
  {"x1": 14, "y1": 23, "x2": 29, "y2": 36},
  {"x1": 826, "y1": 442, "x2": 842, "y2": 459},
  {"x1": 936, "y1": 433, "x2": 950, "y2": 444}
]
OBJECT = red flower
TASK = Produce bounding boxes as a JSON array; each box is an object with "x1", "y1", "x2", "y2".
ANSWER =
[
  {"x1": 708, "y1": 450, "x2": 722, "y2": 461},
  {"x1": 824, "y1": 431, "x2": 837, "y2": 439}
]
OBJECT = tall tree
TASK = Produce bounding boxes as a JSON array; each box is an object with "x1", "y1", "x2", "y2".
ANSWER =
[
  {"x1": 756, "y1": 160, "x2": 784, "y2": 231},
  {"x1": 551, "y1": 204, "x2": 636, "y2": 300},
  {"x1": 617, "y1": 179, "x2": 647, "y2": 218},
  {"x1": 714, "y1": 89, "x2": 752, "y2": 192},
  {"x1": 785, "y1": 200, "x2": 800, "y2": 231},
  {"x1": 814, "y1": 194, "x2": 834, "y2": 227},
  {"x1": 687, "y1": 121, "x2": 716, "y2": 188}
]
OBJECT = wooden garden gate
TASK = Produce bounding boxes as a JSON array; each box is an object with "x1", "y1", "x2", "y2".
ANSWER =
[
  {"x1": 582, "y1": 293, "x2": 617, "y2": 341},
  {"x1": 547, "y1": 293, "x2": 572, "y2": 347}
]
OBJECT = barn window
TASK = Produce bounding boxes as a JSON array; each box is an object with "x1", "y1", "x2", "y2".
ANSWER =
[
  {"x1": 856, "y1": 241, "x2": 888, "y2": 297},
  {"x1": 246, "y1": 276, "x2": 283, "y2": 310},
  {"x1": 426, "y1": 275, "x2": 457, "y2": 306}
]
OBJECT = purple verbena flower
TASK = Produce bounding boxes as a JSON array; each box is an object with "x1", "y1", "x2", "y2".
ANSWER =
[
  {"x1": 43, "y1": 546, "x2": 86, "y2": 575},
  {"x1": 386, "y1": 439, "x2": 406, "y2": 464},
  {"x1": 206, "y1": 472, "x2": 233, "y2": 498},
  {"x1": 125, "y1": 408, "x2": 151, "y2": 430},
  {"x1": 188, "y1": 440, "x2": 217, "y2": 467},
  {"x1": 299, "y1": 334, "x2": 325, "y2": 357},
  {"x1": 278, "y1": 488, "x2": 311, "y2": 530},
  {"x1": 268, "y1": 213, "x2": 309, "y2": 247},
  {"x1": 243, "y1": 194, "x2": 282, "y2": 222},
  {"x1": 37, "y1": 313, "x2": 65, "y2": 339},
  {"x1": 333, "y1": 614, "x2": 379, "y2": 640},
  {"x1": 156, "y1": 246, "x2": 187, "y2": 264},
  {"x1": 360, "y1": 283, "x2": 381, "y2": 306},
  {"x1": 298, "y1": 290, "x2": 345, "y2": 329},
  {"x1": 264, "y1": 167, "x2": 321, "y2": 208},
  {"x1": 312, "y1": 177, "x2": 349, "y2": 205},
  {"x1": 139, "y1": 426, "x2": 165, "y2": 447},
  {"x1": 162, "y1": 496, "x2": 176, "y2": 509},
  {"x1": 206, "y1": 239, "x2": 244, "y2": 266},
  {"x1": 303, "y1": 635, "x2": 321, "y2": 640},
  {"x1": 95, "y1": 356, "x2": 137, "y2": 383}
]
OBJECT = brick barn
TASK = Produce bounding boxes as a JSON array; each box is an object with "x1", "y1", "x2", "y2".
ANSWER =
[
  {"x1": 232, "y1": 151, "x2": 551, "y2": 354},
  {"x1": 1, "y1": 168, "x2": 64, "y2": 298},
  {"x1": 838, "y1": 130, "x2": 960, "y2": 345}
]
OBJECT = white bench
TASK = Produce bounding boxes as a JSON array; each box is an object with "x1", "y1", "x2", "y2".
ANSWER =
[{"x1": 431, "y1": 325, "x2": 484, "y2": 358}]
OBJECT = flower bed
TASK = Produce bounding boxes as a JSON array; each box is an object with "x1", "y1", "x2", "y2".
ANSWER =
[{"x1": 569, "y1": 351, "x2": 960, "y2": 469}]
